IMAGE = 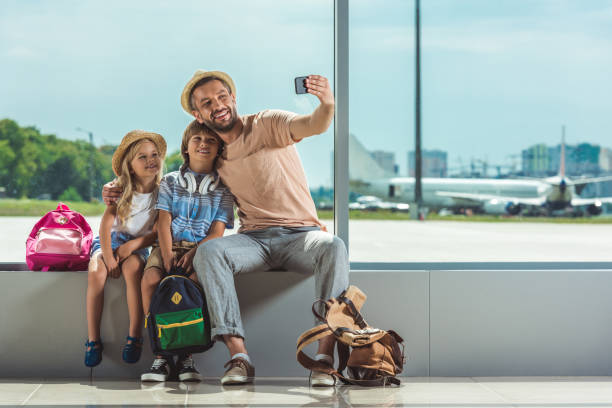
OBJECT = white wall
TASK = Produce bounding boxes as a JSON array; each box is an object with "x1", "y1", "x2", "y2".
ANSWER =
[{"x1": 1, "y1": 268, "x2": 611, "y2": 378}]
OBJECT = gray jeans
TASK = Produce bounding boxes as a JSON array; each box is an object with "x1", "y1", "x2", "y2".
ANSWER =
[{"x1": 193, "y1": 226, "x2": 349, "y2": 341}]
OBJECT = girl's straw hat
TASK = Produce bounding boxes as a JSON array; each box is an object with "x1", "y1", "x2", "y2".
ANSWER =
[
  {"x1": 112, "y1": 130, "x2": 167, "y2": 177},
  {"x1": 181, "y1": 70, "x2": 236, "y2": 115}
]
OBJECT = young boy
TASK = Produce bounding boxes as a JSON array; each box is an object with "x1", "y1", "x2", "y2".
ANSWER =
[{"x1": 140, "y1": 120, "x2": 234, "y2": 382}]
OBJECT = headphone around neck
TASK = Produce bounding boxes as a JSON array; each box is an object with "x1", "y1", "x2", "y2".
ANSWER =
[{"x1": 177, "y1": 164, "x2": 220, "y2": 194}]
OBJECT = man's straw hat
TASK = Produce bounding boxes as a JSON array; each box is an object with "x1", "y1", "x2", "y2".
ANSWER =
[
  {"x1": 181, "y1": 70, "x2": 236, "y2": 115},
  {"x1": 112, "y1": 130, "x2": 167, "y2": 177}
]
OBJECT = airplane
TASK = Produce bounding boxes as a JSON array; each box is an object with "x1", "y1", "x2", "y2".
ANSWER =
[
  {"x1": 349, "y1": 195, "x2": 410, "y2": 212},
  {"x1": 348, "y1": 133, "x2": 612, "y2": 216}
]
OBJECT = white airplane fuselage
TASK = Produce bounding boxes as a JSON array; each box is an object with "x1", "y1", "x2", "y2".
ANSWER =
[{"x1": 353, "y1": 177, "x2": 574, "y2": 211}]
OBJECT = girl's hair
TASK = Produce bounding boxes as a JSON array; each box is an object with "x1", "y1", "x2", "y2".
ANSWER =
[
  {"x1": 181, "y1": 121, "x2": 225, "y2": 166},
  {"x1": 115, "y1": 138, "x2": 164, "y2": 225}
]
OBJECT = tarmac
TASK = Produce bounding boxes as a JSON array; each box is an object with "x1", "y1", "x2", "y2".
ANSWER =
[{"x1": 4, "y1": 216, "x2": 612, "y2": 263}]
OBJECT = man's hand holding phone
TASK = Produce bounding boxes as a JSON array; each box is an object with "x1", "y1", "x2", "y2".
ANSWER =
[{"x1": 294, "y1": 75, "x2": 334, "y2": 107}]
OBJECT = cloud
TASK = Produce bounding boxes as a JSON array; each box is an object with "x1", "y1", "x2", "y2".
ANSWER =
[
  {"x1": 351, "y1": 17, "x2": 612, "y2": 65},
  {"x1": 4, "y1": 46, "x2": 39, "y2": 59}
]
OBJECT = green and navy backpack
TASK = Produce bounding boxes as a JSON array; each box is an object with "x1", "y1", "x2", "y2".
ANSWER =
[{"x1": 145, "y1": 266, "x2": 214, "y2": 356}]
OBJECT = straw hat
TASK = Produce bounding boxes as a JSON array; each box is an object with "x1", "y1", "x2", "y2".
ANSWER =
[
  {"x1": 181, "y1": 70, "x2": 236, "y2": 115},
  {"x1": 112, "y1": 130, "x2": 167, "y2": 177}
]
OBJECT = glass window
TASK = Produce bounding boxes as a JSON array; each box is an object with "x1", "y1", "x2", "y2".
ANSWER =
[
  {"x1": 0, "y1": 0, "x2": 334, "y2": 262},
  {"x1": 348, "y1": 0, "x2": 612, "y2": 262},
  {"x1": 348, "y1": 0, "x2": 415, "y2": 261}
]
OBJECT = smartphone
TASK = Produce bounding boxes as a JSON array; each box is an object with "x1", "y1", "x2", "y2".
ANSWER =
[{"x1": 294, "y1": 76, "x2": 308, "y2": 94}]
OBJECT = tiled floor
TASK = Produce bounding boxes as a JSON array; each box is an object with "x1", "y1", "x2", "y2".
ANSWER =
[{"x1": 2, "y1": 377, "x2": 612, "y2": 407}]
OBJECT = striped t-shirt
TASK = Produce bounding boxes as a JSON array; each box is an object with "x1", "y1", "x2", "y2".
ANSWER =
[{"x1": 156, "y1": 169, "x2": 235, "y2": 243}]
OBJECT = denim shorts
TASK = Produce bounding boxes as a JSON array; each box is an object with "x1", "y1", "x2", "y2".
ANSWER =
[{"x1": 90, "y1": 231, "x2": 150, "y2": 262}]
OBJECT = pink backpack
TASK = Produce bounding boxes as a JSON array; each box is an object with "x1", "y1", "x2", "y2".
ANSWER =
[{"x1": 26, "y1": 202, "x2": 93, "y2": 271}]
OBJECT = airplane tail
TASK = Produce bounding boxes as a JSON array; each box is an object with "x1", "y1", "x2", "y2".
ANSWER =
[
  {"x1": 559, "y1": 125, "x2": 566, "y2": 178},
  {"x1": 348, "y1": 133, "x2": 394, "y2": 181}
]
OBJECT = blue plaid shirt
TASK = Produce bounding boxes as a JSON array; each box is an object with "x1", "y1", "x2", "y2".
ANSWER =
[{"x1": 156, "y1": 169, "x2": 234, "y2": 243}]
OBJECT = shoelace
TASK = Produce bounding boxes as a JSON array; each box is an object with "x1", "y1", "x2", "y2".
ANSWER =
[
  {"x1": 152, "y1": 358, "x2": 167, "y2": 369},
  {"x1": 180, "y1": 356, "x2": 195, "y2": 369},
  {"x1": 224, "y1": 358, "x2": 246, "y2": 370}
]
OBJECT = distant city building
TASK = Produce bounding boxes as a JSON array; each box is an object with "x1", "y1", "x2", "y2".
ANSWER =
[
  {"x1": 408, "y1": 150, "x2": 447, "y2": 177},
  {"x1": 370, "y1": 151, "x2": 397, "y2": 175},
  {"x1": 547, "y1": 145, "x2": 561, "y2": 176},
  {"x1": 567, "y1": 143, "x2": 600, "y2": 175},
  {"x1": 522, "y1": 144, "x2": 550, "y2": 176},
  {"x1": 523, "y1": 142, "x2": 605, "y2": 177}
]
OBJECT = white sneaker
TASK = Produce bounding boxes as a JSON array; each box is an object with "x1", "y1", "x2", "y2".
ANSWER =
[{"x1": 310, "y1": 370, "x2": 336, "y2": 387}]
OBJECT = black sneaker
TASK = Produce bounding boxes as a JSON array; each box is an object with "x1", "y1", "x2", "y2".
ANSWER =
[
  {"x1": 141, "y1": 358, "x2": 170, "y2": 382},
  {"x1": 177, "y1": 354, "x2": 203, "y2": 382}
]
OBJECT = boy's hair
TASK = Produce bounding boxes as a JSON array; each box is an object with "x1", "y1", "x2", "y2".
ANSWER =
[
  {"x1": 116, "y1": 138, "x2": 164, "y2": 225},
  {"x1": 181, "y1": 121, "x2": 225, "y2": 165}
]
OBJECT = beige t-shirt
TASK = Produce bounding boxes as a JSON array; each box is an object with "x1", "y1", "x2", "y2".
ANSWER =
[{"x1": 216, "y1": 109, "x2": 324, "y2": 233}]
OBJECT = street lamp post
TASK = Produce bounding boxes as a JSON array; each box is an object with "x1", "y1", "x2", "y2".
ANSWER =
[
  {"x1": 414, "y1": 0, "x2": 423, "y2": 219},
  {"x1": 76, "y1": 127, "x2": 95, "y2": 201}
]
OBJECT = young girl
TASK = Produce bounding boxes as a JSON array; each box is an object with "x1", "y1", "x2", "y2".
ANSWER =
[{"x1": 85, "y1": 130, "x2": 166, "y2": 367}]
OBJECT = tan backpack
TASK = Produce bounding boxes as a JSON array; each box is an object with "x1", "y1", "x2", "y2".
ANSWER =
[{"x1": 296, "y1": 286, "x2": 405, "y2": 386}]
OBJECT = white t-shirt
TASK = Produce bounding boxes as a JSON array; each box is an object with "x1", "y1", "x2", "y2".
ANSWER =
[{"x1": 112, "y1": 192, "x2": 156, "y2": 237}]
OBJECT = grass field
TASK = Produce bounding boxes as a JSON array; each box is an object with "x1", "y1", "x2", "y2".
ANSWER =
[
  {"x1": 314, "y1": 209, "x2": 612, "y2": 223},
  {"x1": 2, "y1": 199, "x2": 611, "y2": 223},
  {"x1": 0, "y1": 199, "x2": 106, "y2": 216}
]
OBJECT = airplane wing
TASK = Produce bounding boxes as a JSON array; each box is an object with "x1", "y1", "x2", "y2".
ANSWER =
[
  {"x1": 435, "y1": 191, "x2": 546, "y2": 206},
  {"x1": 571, "y1": 196, "x2": 612, "y2": 206},
  {"x1": 571, "y1": 175, "x2": 612, "y2": 185}
]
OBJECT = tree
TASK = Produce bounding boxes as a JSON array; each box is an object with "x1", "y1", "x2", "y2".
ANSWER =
[
  {"x1": 166, "y1": 151, "x2": 183, "y2": 172},
  {"x1": 59, "y1": 186, "x2": 83, "y2": 202},
  {"x1": 0, "y1": 140, "x2": 16, "y2": 181},
  {"x1": 0, "y1": 118, "x2": 117, "y2": 200}
]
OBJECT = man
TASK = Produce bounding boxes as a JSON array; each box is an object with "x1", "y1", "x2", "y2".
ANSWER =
[{"x1": 105, "y1": 70, "x2": 349, "y2": 386}]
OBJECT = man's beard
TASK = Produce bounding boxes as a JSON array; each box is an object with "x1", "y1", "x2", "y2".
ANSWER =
[{"x1": 206, "y1": 106, "x2": 237, "y2": 133}]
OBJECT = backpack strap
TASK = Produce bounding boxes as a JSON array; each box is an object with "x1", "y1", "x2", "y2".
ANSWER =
[
  {"x1": 296, "y1": 325, "x2": 366, "y2": 385},
  {"x1": 337, "y1": 294, "x2": 367, "y2": 329},
  {"x1": 311, "y1": 299, "x2": 329, "y2": 323},
  {"x1": 338, "y1": 375, "x2": 401, "y2": 386},
  {"x1": 336, "y1": 340, "x2": 350, "y2": 374},
  {"x1": 296, "y1": 324, "x2": 338, "y2": 375},
  {"x1": 168, "y1": 265, "x2": 192, "y2": 278},
  {"x1": 56, "y1": 202, "x2": 70, "y2": 212}
]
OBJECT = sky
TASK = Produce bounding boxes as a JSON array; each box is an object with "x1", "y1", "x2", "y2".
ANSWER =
[{"x1": 2, "y1": 0, "x2": 612, "y2": 187}]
